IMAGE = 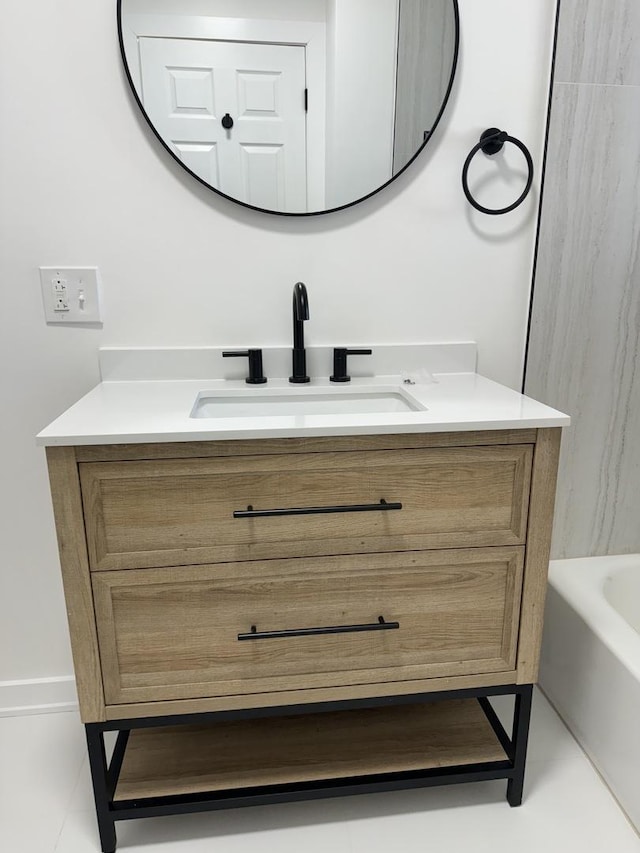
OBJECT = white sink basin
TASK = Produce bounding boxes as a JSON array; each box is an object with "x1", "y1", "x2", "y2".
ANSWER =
[{"x1": 191, "y1": 388, "x2": 424, "y2": 419}]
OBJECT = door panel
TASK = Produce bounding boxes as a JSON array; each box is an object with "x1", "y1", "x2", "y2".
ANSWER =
[
  {"x1": 168, "y1": 66, "x2": 216, "y2": 115},
  {"x1": 240, "y1": 143, "x2": 285, "y2": 209},
  {"x1": 173, "y1": 142, "x2": 220, "y2": 184}
]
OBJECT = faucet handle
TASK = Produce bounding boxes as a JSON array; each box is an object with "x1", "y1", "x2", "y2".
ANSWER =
[
  {"x1": 222, "y1": 349, "x2": 267, "y2": 385},
  {"x1": 330, "y1": 348, "x2": 373, "y2": 383}
]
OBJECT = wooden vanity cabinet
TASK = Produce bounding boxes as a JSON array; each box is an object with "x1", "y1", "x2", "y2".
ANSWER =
[{"x1": 46, "y1": 428, "x2": 560, "y2": 852}]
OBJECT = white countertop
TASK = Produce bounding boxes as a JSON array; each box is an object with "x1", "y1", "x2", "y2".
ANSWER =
[{"x1": 36, "y1": 373, "x2": 569, "y2": 447}]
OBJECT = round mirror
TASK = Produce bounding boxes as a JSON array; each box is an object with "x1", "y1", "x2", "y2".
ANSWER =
[{"x1": 118, "y1": 0, "x2": 459, "y2": 215}]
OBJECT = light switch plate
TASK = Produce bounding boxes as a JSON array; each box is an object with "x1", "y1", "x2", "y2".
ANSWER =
[{"x1": 40, "y1": 267, "x2": 102, "y2": 324}]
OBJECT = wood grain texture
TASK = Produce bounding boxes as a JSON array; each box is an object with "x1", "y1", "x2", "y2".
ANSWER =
[
  {"x1": 526, "y1": 82, "x2": 640, "y2": 558},
  {"x1": 46, "y1": 427, "x2": 558, "y2": 731},
  {"x1": 80, "y1": 445, "x2": 532, "y2": 570},
  {"x1": 516, "y1": 429, "x2": 561, "y2": 683},
  {"x1": 556, "y1": 0, "x2": 640, "y2": 85},
  {"x1": 45, "y1": 447, "x2": 105, "y2": 722},
  {"x1": 73, "y1": 429, "x2": 537, "y2": 462},
  {"x1": 93, "y1": 548, "x2": 524, "y2": 705},
  {"x1": 105, "y1": 670, "x2": 518, "y2": 721},
  {"x1": 114, "y1": 700, "x2": 507, "y2": 801}
]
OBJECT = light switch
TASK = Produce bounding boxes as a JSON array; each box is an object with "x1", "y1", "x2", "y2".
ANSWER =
[{"x1": 40, "y1": 267, "x2": 102, "y2": 324}]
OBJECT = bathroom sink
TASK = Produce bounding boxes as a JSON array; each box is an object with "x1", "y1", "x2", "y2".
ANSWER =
[{"x1": 191, "y1": 388, "x2": 424, "y2": 419}]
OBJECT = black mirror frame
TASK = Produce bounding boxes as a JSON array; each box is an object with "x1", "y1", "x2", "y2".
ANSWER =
[{"x1": 117, "y1": 0, "x2": 460, "y2": 217}]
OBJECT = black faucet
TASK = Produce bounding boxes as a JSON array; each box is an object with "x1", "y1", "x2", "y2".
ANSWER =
[{"x1": 290, "y1": 282, "x2": 310, "y2": 383}]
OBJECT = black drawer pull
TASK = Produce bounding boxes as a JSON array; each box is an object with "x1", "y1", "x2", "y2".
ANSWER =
[
  {"x1": 238, "y1": 616, "x2": 400, "y2": 641},
  {"x1": 233, "y1": 498, "x2": 402, "y2": 519}
]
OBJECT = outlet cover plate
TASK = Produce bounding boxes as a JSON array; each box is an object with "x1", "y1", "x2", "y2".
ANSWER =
[{"x1": 40, "y1": 267, "x2": 102, "y2": 324}]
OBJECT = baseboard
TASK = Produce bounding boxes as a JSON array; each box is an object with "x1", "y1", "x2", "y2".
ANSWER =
[{"x1": 0, "y1": 676, "x2": 78, "y2": 717}]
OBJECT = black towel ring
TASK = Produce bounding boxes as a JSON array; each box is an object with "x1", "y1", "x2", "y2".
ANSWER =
[{"x1": 462, "y1": 128, "x2": 534, "y2": 215}]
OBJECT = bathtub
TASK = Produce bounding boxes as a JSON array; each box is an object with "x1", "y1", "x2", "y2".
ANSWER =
[{"x1": 541, "y1": 555, "x2": 640, "y2": 831}]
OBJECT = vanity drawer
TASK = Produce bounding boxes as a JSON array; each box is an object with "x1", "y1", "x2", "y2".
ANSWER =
[
  {"x1": 80, "y1": 446, "x2": 532, "y2": 570},
  {"x1": 93, "y1": 547, "x2": 524, "y2": 705}
]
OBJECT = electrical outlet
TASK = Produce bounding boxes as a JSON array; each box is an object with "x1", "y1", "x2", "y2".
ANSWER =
[
  {"x1": 40, "y1": 267, "x2": 102, "y2": 324},
  {"x1": 52, "y1": 278, "x2": 69, "y2": 311}
]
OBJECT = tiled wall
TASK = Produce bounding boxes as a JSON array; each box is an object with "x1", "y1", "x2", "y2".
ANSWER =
[{"x1": 526, "y1": 0, "x2": 640, "y2": 558}]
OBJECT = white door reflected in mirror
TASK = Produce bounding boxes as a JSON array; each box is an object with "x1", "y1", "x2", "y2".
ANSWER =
[
  {"x1": 119, "y1": 0, "x2": 458, "y2": 214},
  {"x1": 139, "y1": 38, "x2": 308, "y2": 211}
]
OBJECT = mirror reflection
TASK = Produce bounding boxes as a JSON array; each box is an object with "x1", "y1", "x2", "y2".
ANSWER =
[{"x1": 119, "y1": 1, "x2": 458, "y2": 214}]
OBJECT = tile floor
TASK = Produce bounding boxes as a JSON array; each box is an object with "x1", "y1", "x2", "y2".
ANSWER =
[{"x1": 1, "y1": 690, "x2": 638, "y2": 853}]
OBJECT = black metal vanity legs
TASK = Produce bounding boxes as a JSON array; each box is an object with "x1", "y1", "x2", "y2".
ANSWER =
[
  {"x1": 477, "y1": 684, "x2": 533, "y2": 807},
  {"x1": 85, "y1": 726, "x2": 119, "y2": 853},
  {"x1": 84, "y1": 684, "x2": 534, "y2": 852},
  {"x1": 506, "y1": 685, "x2": 533, "y2": 806}
]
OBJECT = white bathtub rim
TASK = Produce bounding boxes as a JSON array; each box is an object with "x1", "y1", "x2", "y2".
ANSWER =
[{"x1": 548, "y1": 554, "x2": 640, "y2": 684}]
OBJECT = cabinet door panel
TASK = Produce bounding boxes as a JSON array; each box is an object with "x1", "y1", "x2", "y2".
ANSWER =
[
  {"x1": 81, "y1": 446, "x2": 532, "y2": 570},
  {"x1": 93, "y1": 547, "x2": 524, "y2": 705}
]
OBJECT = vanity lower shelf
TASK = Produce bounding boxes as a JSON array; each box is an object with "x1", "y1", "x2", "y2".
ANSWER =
[
  {"x1": 113, "y1": 699, "x2": 508, "y2": 803},
  {"x1": 88, "y1": 679, "x2": 532, "y2": 851}
]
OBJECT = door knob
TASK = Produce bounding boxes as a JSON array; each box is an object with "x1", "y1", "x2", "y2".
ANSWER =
[{"x1": 222, "y1": 113, "x2": 234, "y2": 130}]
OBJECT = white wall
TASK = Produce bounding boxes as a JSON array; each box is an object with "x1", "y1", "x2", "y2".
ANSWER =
[
  {"x1": 325, "y1": 0, "x2": 399, "y2": 208},
  {"x1": 0, "y1": 0, "x2": 556, "y2": 696}
]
